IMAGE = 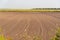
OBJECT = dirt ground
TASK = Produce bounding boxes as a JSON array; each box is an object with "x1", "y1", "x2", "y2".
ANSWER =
[{"x1": 0, "y1": 12, "x2": 60, "y2": 40}]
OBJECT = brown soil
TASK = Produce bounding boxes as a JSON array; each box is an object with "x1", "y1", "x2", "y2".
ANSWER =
[{"x1": 0, "y1": 12, "x2": 60, "y2": 40}]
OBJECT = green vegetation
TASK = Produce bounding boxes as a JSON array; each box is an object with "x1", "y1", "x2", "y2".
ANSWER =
[
  {"x1": 0, "y1": 34, "x2": 6, "y2": 40},
  {"x1": 33, "y1": 35, "x2": 41, "y2": 40},
  {"x1": 51, "y1": 28, "x2": 60, "y2": 40},
  {"x1": 0, "y1": 26, "x2": 6, "y2": 40}
]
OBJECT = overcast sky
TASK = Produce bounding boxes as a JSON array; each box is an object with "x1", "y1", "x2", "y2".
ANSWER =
[{"x1": 0, "y1": 0, "x2": 60, "y2": 9}]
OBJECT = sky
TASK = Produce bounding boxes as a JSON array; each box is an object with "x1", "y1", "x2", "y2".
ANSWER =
[{"x1": 0, "y1": 0, "x2": 60, "y2": 9}]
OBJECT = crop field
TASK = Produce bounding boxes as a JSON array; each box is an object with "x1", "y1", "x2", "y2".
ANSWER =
[{"x1": 0, "y1": 12, "x2": 60, "y2": 40}]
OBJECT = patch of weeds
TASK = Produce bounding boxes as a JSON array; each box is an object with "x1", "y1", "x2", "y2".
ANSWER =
[
  {"x1": 33, "y1": 35, "x2": 41, "y2": 40},
  {"x1": 51, "y1": 27, "x2": 60, "y2": 40}
]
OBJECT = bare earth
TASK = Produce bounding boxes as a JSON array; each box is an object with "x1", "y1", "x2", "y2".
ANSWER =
[{"x1": 0, "y1": 12, "x2": 60, "y2": 40}]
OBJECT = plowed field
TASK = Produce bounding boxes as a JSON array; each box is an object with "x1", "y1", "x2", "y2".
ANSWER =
[{"x1": 0, "y1": 12, "x2": 60, "y2": 40}]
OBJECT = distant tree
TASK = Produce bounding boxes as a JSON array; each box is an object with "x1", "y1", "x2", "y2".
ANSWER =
[{"x1": 32, "y1": 8, "x2": 60, "y2": 10}]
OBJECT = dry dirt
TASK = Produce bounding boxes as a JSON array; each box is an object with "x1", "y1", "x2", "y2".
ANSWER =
[{"x1": 0, "y1": 12, "x2": 60, "y2": 40}]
